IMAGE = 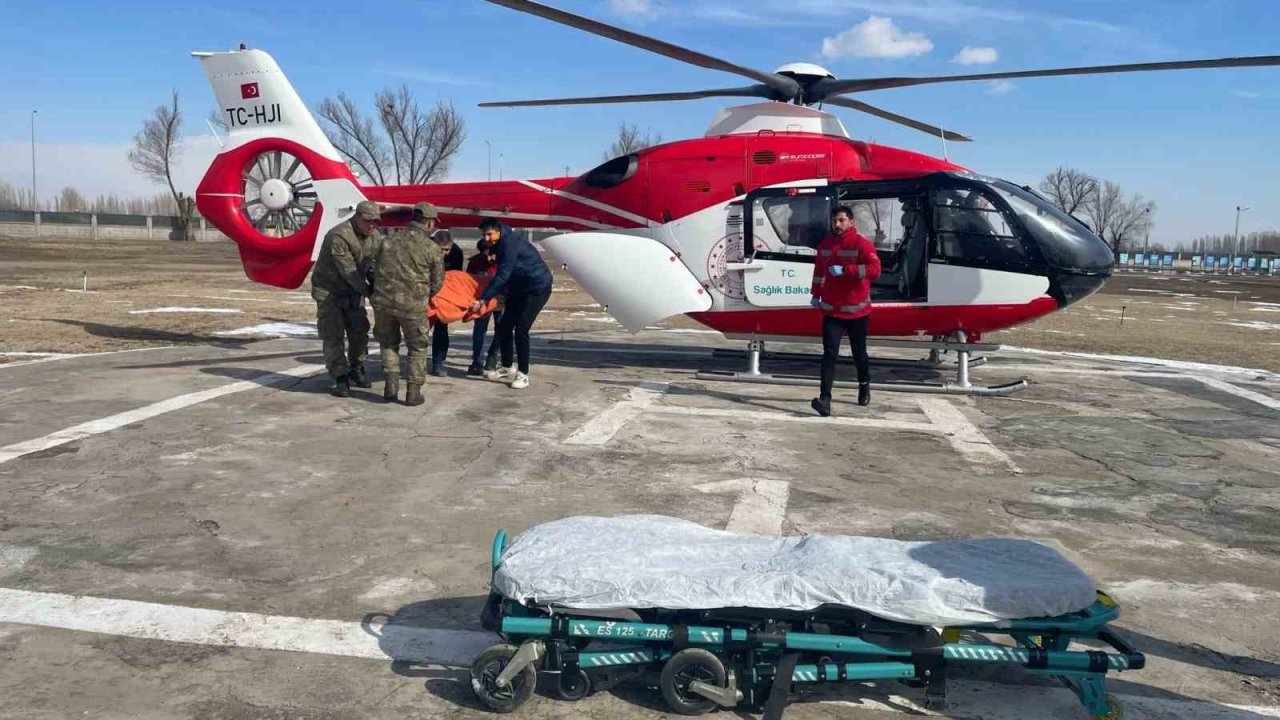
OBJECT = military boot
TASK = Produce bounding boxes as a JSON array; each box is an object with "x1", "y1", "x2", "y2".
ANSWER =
[
  {"x1": 858, "y1": 382, "x2": 871, "y2": 407},
  {"x1": 383, "y1": 376, "x2": 399, "y2": 403},
  {"x1": 331, "y1": 376, "x2": 351, "y2": 398},
  {"x1": 348, "y1": 365, "x2": 372, "y2": 389},
  {"x1": 405, "y1": 383, "x2": 425, "y2": 407}
]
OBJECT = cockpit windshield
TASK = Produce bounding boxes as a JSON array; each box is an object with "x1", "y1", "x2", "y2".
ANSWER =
[{"x1": 988, "y1": 180, "x2": 1114, "y2": 275}]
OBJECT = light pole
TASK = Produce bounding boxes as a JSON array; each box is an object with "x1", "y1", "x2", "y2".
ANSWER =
[
  {"x1": 485, "y1": 140, "x2": 492, "y2": 182},
  {"x1": 499, "y1": 152, "x2": 504, "y2": 181},
  {"x1": 1234, "y1": 205, "x2": 1250, "y2": 254},
  {"x1": 30, "y1": 110, "x2": 37, "y2": 212}
]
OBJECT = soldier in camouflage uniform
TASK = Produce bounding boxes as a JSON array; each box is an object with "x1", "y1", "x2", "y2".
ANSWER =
[
  {"x1": 311, "y1": 200, "x2": 382, "y2": 397},
  {"x1": 371, "y1": 202, "x2": 445, "y2": 406}
]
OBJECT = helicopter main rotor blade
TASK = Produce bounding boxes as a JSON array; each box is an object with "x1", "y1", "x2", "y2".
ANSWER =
[
  {"x1": 481, "y1": 0, "x2": 799, "y2": 99},
  {"x1": 822, "y1": 97, "x2": 972, "y2": 142},
  {"x1": 813, "y1": 55, "x2": 1280, "y2": 98},
  {"x1": 481, "y1": 85, "x2": 773, "y2": 108}
]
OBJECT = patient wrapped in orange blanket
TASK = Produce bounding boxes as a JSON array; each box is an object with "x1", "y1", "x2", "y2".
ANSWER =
[{"x1": 427, "y1": 270, "x2": 500, "y2": 325}]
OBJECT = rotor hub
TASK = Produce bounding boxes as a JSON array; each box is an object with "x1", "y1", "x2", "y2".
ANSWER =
[{"x1": 259, "y1": 178, "x2": 293, "y2": 211}]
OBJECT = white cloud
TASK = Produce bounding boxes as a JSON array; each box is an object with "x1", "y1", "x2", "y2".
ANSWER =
[
  {"x1": 952, "y1": 46, "x2": 998, "y2": 65},
  {"x1": 821, "y1": 16, "x2": 933, "y2": 60},
  {"x1": 1232, "y1": 90, "x2": 1262, "y2": 99},
  {"x1": 0, "y1": 135, "x2": 220, "y2": 207},
  {"x1": 608, "y1": 0, "x2": 659, "y2": 17},
  {"x1": 986, "y1": 80, "x2": 1015, "y2": 95}
]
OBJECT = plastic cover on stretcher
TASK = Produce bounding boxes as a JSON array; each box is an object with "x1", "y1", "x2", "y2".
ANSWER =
[{"x1": 493, "y1": 515, "x2": 1098, "y2": 627}]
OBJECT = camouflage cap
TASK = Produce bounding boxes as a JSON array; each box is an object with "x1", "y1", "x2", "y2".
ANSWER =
[
  {"x1": 413, "y1": 201, "x2": 440, "y2": 219},
  {"x1": 355, "y1": 200, "x2": 381, "y2": 220}
]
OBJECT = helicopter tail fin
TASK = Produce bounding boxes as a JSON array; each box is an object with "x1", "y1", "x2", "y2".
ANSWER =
[{"x1": 193, "y1": 47, "x2": 367, "y2": 289}]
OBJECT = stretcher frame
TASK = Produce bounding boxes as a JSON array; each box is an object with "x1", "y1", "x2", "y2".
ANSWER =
[{"x1": 470, "y1": 529, "x2": 1143, "y2": 719}]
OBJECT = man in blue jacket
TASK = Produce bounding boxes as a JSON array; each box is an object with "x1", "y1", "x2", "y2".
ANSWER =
[{"x1": 468, "y1": 219, "x2": 554, "y2": 390}]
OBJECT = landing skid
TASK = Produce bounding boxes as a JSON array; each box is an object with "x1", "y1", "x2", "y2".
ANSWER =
[{"x1": 695, "y1": 333, "x2": 1027, "y2": 396}]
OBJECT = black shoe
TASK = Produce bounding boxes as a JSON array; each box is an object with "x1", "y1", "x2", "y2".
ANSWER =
[
  {"x1": 858, "y1": 382, "x2": 871, "y2": 407},
  {"x1": 331, "y1": 377, "x2": 350, "y2": 398},
  {"x1": 348, "y1": 366, "x2": 371, "y2": 389},
  {"x1": 466, "y1": 362, "x2": 484, "y2": 376},
  {"x1": 810, "y1": 396, "x2": 831, "y2": 417},
  {"x1": 429, "y1": 362, "x2": 447, "y2": 378}
]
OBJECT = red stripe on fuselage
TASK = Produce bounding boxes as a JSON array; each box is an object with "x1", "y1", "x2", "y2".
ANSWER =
[{"x1": 688, "y1": 297, "x2": 1060, "y2": 340}]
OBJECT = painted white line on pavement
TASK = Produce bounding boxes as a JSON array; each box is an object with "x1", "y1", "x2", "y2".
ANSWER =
[
  {"x1": 563, "y1": 382, "x2": 669, "y2": 445},
  {"x1": 0, "y1": 346, "x2": 173, "y2": 370},
  {"x1": 0, "y1": 364, "x2": 325, "y2": 466},
  {"x1": 818, "y1": 678, "x2": 1280, "y2": 719},
  {"x1": 1197, "y1": 376, "x2": 1280, "y2": 412},
  {"x1": 694, "y1": 479, "x2": 791, "y2": 536},
  {"x1": 0, "y1": 587, "x2": 493, "y2": 666},
  {"x1": 916, "y1": 397, "x2": 1022, "y2": 474},
  {"x1": 648, "y1": 405, "x2": 929, "y2": 433}
]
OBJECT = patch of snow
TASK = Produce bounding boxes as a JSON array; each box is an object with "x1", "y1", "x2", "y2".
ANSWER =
[
  {"x1": 1226, "y1": 321, "x2": 1280, "y2": 332},
  {"x1": 214, "y1": 322, "x2": 317, "y2": 338},
  {"x1": 1004, "y1": 346, "x2": 1274, "y2": 378},
  {"x1": 129, "y1": 307, "x2": 243, "y2": 315}
]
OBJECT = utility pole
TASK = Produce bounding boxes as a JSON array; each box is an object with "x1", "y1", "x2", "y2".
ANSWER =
[
  {"x1": 499, "y1": 152, "x2": 504, "y2": 181},
  {"x1": 485, "y1": 140, "x2": 492, "y2": 182},
  {"x1": 30, "y1": 110, "x2": 38, "y2": 211},
  {"x1": 1234, "y1": 205, "x2": 1250, "y2": 254}
]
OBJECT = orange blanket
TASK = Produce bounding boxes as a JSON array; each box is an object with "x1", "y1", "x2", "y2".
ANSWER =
[{"x1": 427, "y1": 270, "x2": 499, "y2": 324}]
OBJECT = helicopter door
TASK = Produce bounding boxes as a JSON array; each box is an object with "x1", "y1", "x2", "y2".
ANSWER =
[{"x1": 740, "y1": 186, "x2": 835, "y2": 308}]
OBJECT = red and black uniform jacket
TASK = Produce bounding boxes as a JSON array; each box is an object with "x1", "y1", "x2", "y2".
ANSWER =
[{"x1": 810, "y1": 228, "x2": 882, "y2": 320}]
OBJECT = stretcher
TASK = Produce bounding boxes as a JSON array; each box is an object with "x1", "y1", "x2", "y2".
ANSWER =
[
  {"x1": 427, "y1": 270, "x2": 498, "y2": 325},
  {"x1": 469, "y1": 516, "x2": 1143, "y2": 719}
]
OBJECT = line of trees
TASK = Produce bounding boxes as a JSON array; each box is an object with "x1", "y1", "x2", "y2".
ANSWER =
[
  {"x1": 1187, "y1": 231, "x2": 1280, "y2": 255},
  {"x1": 1038, "y1": 167, "x2": 1156, "y2": 254},
  {"x1": 0, "y1": 181, "x2": 178, "y2": 215}
]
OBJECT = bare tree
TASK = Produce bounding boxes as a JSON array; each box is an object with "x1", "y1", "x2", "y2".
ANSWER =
[
  {"x1": 128, "y1": 90, "x2": 193, "y2": 240},
  {"x1": 607, "y1": 122, "x2": 662, "y2": 159},
  {"x1": 57, "y1": 186, "x2": 86, "y2": 212},
  {"x1": 852, "y1": 199, "x2": 893, "y2": 246},
  {"x1": 1039, "y1": 166, "x2": 1098, "y2": 217},
  {"x1": 0, "y1": 181, "x2": 36, "y2": 211},
  {"x1": 317, "y1": 85, "x2": 466, "y2": 185},
  {"x1": 1108, "y1": 195, "x2": 1155, "y2": 253}
]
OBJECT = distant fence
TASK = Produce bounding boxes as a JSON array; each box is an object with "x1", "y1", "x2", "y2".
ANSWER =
[{"x1": 0, "y1": 210, "x2": 232, "y2": 242}]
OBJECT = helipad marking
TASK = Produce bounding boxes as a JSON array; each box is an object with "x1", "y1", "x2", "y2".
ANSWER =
[
  {"x1": 563, "y1": 382, "x2": 669, "y2": 445},
  {"x1": 0, "y1": 364, "x2": 324, "y2": 466}
]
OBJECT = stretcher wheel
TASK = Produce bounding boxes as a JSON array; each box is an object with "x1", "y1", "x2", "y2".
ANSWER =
[
  {"x1": 470, "y1": 644, "x2": 535, "y2": 713},
  {"x1": 555, "y1": 668, "x2": 592, "y2": 701},
  {"x1": 660, "y1": 648, "x2": 728, "y2": 716},
  {"x1": 1092, "y1": 697, "x2": 1124, "y2": 720}
]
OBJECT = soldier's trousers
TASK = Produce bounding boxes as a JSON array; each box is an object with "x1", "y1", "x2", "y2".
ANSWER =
[
  {"x1": 316, "y1": 293, "x2": 370, "y2": 380},
  {"x1": 374, "y1": 309, "x2": 430, "y2": 386}
]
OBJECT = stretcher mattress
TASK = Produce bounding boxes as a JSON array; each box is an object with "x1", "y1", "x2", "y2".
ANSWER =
[{"x1": 493, "y1": 515, "x2": 1097, "y2": 626}]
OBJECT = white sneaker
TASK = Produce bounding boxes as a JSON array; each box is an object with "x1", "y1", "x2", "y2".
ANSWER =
[
  {"x1": 509, "y1": 372, "x2": 529, "y2": 390},
  {"x1": 484, "y1": 366, "x2": 515, "y2": 383}
]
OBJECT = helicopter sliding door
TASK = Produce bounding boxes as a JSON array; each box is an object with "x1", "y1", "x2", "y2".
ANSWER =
[
  {"x1": 833, "y1": 180, "x2": 929, "y2": 302},
  {"x1": 740, "y1": 186, "x2": 835, "y2": 307}
]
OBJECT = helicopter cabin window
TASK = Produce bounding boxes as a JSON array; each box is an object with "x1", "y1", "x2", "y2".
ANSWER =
[
  {"x1": 752, "y1": 192, "x2": 830, "y2": 254},
  {"x1": 932, "y1": 187, "x2": 1030, "y2": 268},
  {"x1": 835, "y1": 188, "x2": 929, "y2": 301}
]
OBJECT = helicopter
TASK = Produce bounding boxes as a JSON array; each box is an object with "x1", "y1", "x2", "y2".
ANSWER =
[{"x1": 192, "y1": 0, "x2": 1279, "y2": 393}]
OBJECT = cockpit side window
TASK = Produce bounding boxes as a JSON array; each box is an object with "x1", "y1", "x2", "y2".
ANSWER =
[{"x1": 932, "y1": 187, "x2": 1030, "y2": 268}]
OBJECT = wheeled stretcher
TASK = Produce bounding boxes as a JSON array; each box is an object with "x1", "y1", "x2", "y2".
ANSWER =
[{"x1": 469, "y1": 516, "x2": 1143, "y2": 719}]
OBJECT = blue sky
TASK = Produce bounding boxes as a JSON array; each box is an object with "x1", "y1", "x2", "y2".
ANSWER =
[{"x1": 1, "y1": 0, "x2": 1277, "y2": 246}]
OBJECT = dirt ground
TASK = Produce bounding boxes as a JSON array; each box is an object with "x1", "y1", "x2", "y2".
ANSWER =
[{"x1": 1, "y1": 234, "x2": 1277, "y2": 371}]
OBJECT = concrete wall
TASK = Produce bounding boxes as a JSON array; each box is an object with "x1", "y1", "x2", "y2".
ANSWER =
[{"x1": 0, "y1": 212, "x2": 232, "y2": 243}]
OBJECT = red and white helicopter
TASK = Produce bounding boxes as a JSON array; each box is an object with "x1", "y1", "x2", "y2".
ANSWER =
[{"x1": 193, "y1": 0, "x2": 1279, "y2": 393}]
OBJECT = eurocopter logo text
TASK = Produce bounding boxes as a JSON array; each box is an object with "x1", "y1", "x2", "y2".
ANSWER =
[{"x1": 779, "y1": 153, "x2": 826, "y2": 162}]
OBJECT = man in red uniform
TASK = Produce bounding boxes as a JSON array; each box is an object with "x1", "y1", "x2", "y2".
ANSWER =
[{"x1": 810, "y1": 205, "x2": 881, "y2": 416}]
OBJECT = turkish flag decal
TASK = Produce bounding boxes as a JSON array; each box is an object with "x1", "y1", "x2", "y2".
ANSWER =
[{"x1": 240, "y1": 82, "x2": 260, "y2": 100}]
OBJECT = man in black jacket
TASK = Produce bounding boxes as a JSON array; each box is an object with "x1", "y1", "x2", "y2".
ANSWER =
[
  {"x1": 468, "y1": 219, "x2": 553, "y2": 390},
  {"x1": 428, "y1": 229, "x2": 465, "y2": 376}
]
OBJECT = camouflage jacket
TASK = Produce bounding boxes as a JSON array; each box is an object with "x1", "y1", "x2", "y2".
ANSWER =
[
  {"x1": 371, "y1": 221, "x2": 444, "y2": 315},
  {"x1": 311, "y1": 220, "x2": 380, "y2": 300}
]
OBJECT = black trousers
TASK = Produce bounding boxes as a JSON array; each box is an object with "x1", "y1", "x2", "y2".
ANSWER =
[
  {"x1": 431, "y1": 320, "x2": 449, "y2": 365},
  {"x1": 819, "y1": 315, "x2": 870, "y2": 400},
  {"x1": 496, "y1": 288, "x2": 552, "y2": 374}
]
